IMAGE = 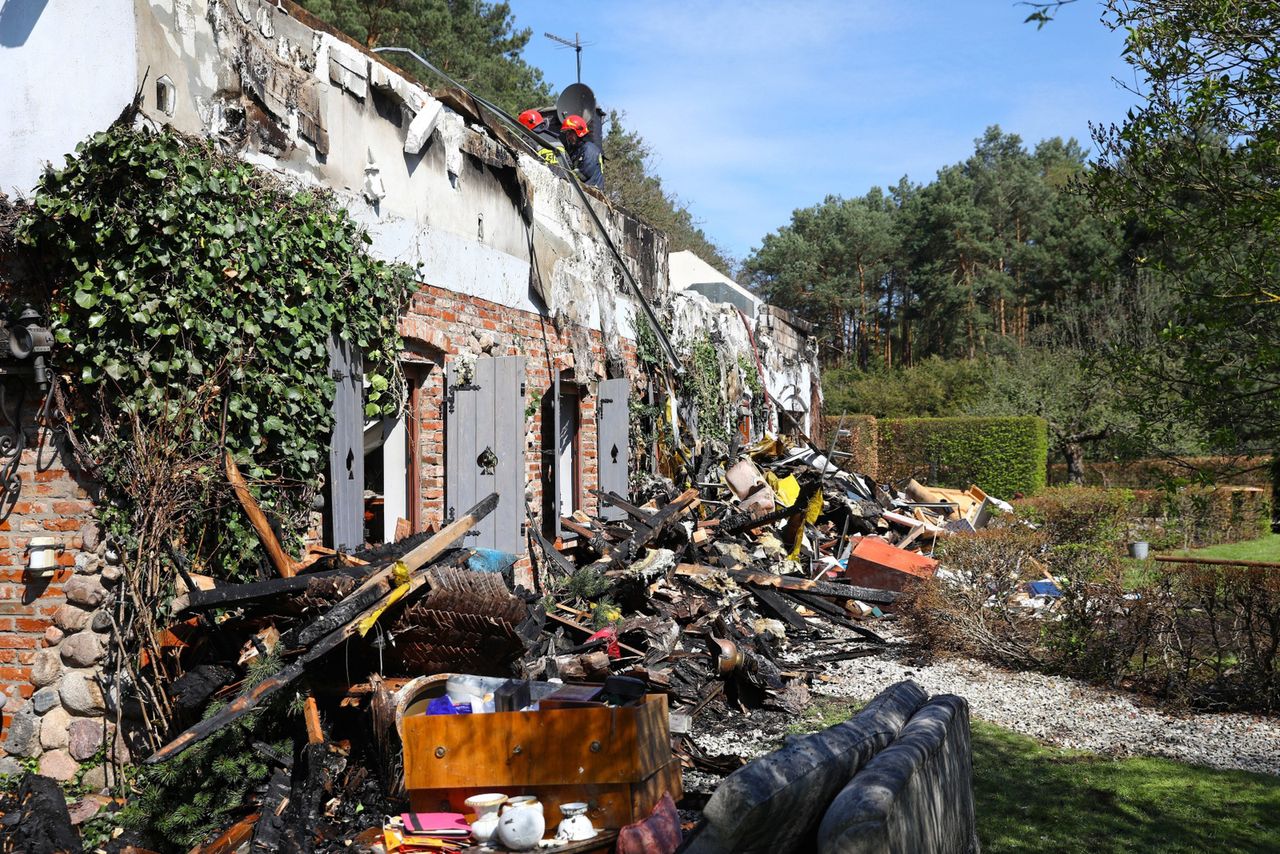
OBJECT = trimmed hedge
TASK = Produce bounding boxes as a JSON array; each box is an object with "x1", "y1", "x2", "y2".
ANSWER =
[
  {"x1": 1048, "y1": 455, "x2": 1273, "y2": 495},
  {"x1": 1131, "y1": 486, "x2": 1272, "y2": 549},
  {"x1": 820, "y1": 414, "x2": 878, "y2": 476},
  {"x1": 878, "y1": 416, "x2": 1049, "y2": 498}
]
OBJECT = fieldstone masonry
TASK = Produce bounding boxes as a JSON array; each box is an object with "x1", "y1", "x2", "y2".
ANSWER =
[{"x1": 0, "y1": 443, "x2": 120, "y2": 784}]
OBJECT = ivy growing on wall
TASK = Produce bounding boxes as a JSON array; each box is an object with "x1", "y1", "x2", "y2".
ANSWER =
[
  {"x1": 689, "y1": 334, "x2": 728, "y2": 444},
  {"x1": 17, "y1": 125, "x2": 415, "y2": 578}
]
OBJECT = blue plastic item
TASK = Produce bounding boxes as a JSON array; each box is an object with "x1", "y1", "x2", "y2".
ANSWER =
[
  {"x1": 426, "y1": 695, "x2": 472, "y2": 715},
  {"x1": 468, "y1": 548, "x2": 519, "y2": 574},
  {"x1": 1027, "y1": 580, "x2": 1062, "y2": 598}
]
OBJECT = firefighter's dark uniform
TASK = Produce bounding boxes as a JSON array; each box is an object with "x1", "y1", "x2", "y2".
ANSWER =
[{"x1": 566, "y1": 137, "x2": 604, "y2": 189}]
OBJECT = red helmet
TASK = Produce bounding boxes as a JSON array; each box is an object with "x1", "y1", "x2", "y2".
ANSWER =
[
  {"x1": 518, "y1": 109, "x2": 544, "y2": 130},
  {"x1": 561, "y1": 114, "x2": 590, "y2": 139}
]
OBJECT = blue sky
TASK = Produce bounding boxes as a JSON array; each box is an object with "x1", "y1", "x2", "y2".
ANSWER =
[{"x1": 507, "y1": 1, "x2": 1141, "y2": 263}]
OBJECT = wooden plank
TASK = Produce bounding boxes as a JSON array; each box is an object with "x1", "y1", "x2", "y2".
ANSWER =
[
  {"x1": 747, "y1": 585, "x2": 811, "y2": 633},
  {"x1": 546, "y1": 611, "x2": 646, "y2": 658},
  {"x1": 195, "y1": 812, "x2": 260, "y2": 854},
  {"x1": 225, "y1": 450, "x2": 298, "y2": 576},
  {"x1": 146, "y1": 495, "x2": 499, "y2": 764},
  {"x1": 597, "y1": 379, "x2": 630, "y2": 521},
  {"x1": 1153, "y1": 555, "x2": 1280, "y2": 568},
  {"x1": 592, "y1": 488, "x2": 699, "y2": 573},
  {"x1": 783, "y1": 590, "x2": 886, "y2": 643},
  {"x1": 594, "y1": 490, "x2": 656, "y2": 525},
  {"x1": 181, "y1": 564, "x2": 380, "y2": 612},
  {"x1": 674, "y1": 563, "x2": 900, "y2": 605}
]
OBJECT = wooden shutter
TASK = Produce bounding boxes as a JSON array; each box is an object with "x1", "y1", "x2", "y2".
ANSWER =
[
  {"x1": 327, "y1": 334, "x2": 364, "y2": 552},
  {"x1": 549, "y1": 369, "x2": 563, "y2": 537},
  {"x1": 445, "y1": 356, "x2": 526, "y2": 553},
  {"x1": 597, "y1": 379, "x2": 630, "y2": 520}
]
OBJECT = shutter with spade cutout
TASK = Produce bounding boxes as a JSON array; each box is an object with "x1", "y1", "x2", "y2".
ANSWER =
[
  {"x1": 445, "y1": 356, "x2": 526, "y2": 553},
  {"x1": 596, "y1": 378, "x2": 630, "y2": 520}
]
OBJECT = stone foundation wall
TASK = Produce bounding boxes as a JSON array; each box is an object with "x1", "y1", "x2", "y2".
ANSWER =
[{"x1": 0, "y1": 441, "x2": 121, "y2": 787}]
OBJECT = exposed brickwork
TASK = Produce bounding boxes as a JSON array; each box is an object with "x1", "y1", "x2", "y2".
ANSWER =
[
  {"x1": 0, "y1": 279, "x2": 638, "y2": 759},
  {"x1": 0, "y1": 439, "x2": 101, "y2": 758},
  {"x1": 400, "y1": 282, "x2": 638, "y2": 535}
]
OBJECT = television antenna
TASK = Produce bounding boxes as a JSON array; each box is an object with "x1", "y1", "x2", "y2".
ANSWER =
[{"x1": 544, "y1": 31, "x2": 587, "y2": 83}]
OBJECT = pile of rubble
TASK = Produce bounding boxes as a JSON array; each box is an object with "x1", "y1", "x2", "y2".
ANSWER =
[{"x1": 0, "y1": 430, "x2": 1009, "y2": 853}]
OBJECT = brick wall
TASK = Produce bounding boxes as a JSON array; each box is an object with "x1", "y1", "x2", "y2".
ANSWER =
[
  {"x1": 400, "y1": 282, "x2": 638, "y2": 534},
  {"x1": 0, "y1": 436, "x2": 118, "y2": 782},
  {"x1": 0, "y1": 278, "x2": 639, "y2": 770}
]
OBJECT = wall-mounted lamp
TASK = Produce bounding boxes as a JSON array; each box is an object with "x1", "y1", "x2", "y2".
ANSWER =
[
  {"x1": 8, "y1": 305, "x2": 54, "y2": 390},
  {"x1": 25, "y1": 537, "x2": 63, "y2": 576}
]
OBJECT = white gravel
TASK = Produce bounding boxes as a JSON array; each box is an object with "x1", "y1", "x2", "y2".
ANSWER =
[{"x1": 819, "y1": 626, "x2": 1280, "y2": 776}]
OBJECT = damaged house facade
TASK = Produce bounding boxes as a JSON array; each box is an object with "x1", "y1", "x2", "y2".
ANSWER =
[{"x1": 0, "y1": 0, "x2": 820, "y2": 773}]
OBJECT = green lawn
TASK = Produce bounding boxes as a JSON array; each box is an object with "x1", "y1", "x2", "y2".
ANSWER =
[
  {"x1": 1177, "y1": 532, "x2": 1280, "y2": 562},
  {"x1": 789, "y1": 696, "x2": 1280, "y2": 853},
  {"x1": 972, "y1": 721, "x2": 1280, "y2": 853}
]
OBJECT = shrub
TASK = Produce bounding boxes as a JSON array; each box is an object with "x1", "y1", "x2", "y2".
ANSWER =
[
  {"x1": 902, "y1": 525, "x2": 1048, "y2": 667},
  {"x1": 1047, "y1": 455, "x2": 1274, "y2": 491},
  {"x1": 1150, "y1": 563, "x2": 1280, "y2": 710},
  {"x1": 1131, "y1": 486, "x2": 1271, "y2": 549},
  {"x1": 878, "y1": 416, "x2": 1049, "y2": 498},
  {"x1": 908, "y1": 518, "x2": 1280, "y2": 711},
  {"x1": 819, "y1": 414, "x2": 878, "y2": 475},
  {"x1": 1017, "y1": 486, "x2": 1134, "y2": 550}
]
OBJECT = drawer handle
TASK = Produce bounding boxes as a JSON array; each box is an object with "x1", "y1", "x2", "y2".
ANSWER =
[
  {"x1": 589, "y1": 741, "x2": 602, "y2": 753},
  {"x1": 435, "y1": 746, "x2": 447, "y2": 758}
]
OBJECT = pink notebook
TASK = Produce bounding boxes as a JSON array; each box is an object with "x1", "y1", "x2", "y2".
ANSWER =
[{"x1": 400, "y1": 812, "x2": 471, "y2": 837}]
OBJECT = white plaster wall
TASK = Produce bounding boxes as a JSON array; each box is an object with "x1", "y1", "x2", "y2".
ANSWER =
[
  {"x1": 124, "y1": 0, "x2": 646, "y2": 343},
  {"x1": 669, "y1": 250, "x2": 761, "y2": 309},
  {"x1": 0, "y1": 0, "x2": 138, "y2": 197}
]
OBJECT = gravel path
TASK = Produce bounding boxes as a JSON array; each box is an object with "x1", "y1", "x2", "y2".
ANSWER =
[{"x1": 819, "y1": 626, "x2": 1280, "y2": 776}]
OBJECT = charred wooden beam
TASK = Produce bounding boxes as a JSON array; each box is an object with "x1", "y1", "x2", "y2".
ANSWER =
[
  {"x1": 782, "y1": 590, "x2": 886, "y2": 643},
  {"x1": 146, "y1": 495, "x2": 498, "y2": 764},
  {"x1": 673, "y1": 562, "x2": 900, "y2": 605},
  {"x1": 180, "y1": 563, "x2": 383, "y2": 613},
  {"x1": 746, "y1": 586, "x2": 811, "y2": 634}
]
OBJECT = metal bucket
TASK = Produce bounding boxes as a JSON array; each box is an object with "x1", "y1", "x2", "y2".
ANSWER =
[{"x1": 1128, "y1": 541, "x2": 1150, "y2": 560}]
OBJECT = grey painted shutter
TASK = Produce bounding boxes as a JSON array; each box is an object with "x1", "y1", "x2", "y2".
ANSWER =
[
  {"x1": 446, "y1": 356, "x2": 526, "y2": 553},
  {"x1": 549, "y1": 369, "x2": 563, "y2": 538},
  {"x1": 327, "y1": 333, "x2": 364, "y2": 552},
  {"x1": 597, "y1": 378, "x2": 630, "y2": 520}
]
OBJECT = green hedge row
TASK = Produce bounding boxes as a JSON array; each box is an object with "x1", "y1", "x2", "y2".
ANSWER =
[
  {"x1": 877, "y1": 416, "x2": 1049, "y2": 498},
  {"x1": 820, "y1": 414, "x2": 879, "y2": 475},
  {"x1": 1047, "y1": 455, "x2": 1273, "y2": 494},
  {"x1": 1131, "y1": 486, "x2": 1272, "y2": 549}
]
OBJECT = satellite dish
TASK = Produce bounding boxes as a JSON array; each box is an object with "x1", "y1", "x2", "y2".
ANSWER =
[{"x1": 556, "y1": 83, "x2": 598, "y2": 134}]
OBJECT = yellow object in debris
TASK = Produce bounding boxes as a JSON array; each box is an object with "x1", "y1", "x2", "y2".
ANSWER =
[
  {"x1": 804, "y1": 487, "x2": 824, "y2": 524},
  {"x1": 772, "y1": 474, "x2": 801, "y2": 508},
  {"x1": 593, "y1": 602, "x2": 622, "y2": 624},
  {"x1": 358, "y1": 561, "x2": 411, "y2": 637},
  {"x1": 747, "y1": 435, "x2": 785, "y2": 460},
  {"x1": 787, "y1": 489, "x2": 826, "y2": 560}
]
